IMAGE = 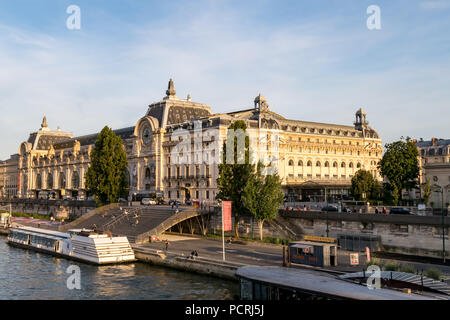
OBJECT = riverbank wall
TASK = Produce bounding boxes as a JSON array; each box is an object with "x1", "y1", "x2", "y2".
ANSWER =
[{"x1": 132, "y1": 245, "x2": 243, "y2": 281}]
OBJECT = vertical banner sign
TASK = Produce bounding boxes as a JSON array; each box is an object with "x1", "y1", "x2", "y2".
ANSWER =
[
  {"x1": 366, "y1": 246, "x2": 371, "y2": 263},
  {"x1": 222, "y1": 201, "x2": 232, "y2": 231},
  {"x1": 222, "y1": 201, "x2": 232, "y2": 261}
]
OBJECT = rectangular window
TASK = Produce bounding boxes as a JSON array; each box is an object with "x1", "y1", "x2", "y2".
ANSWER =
[{"x1": 206, "y1": 190, "x2": 210, "y2": 199}]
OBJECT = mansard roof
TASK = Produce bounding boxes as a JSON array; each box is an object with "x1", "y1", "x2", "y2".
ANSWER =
[
  {"x1": 53, "y1": 126, "x2": 135, "y2": 150},
  {"x1": 416, "y1": 139, "x2": 450, "y2": 148},
  {"x1": 145, "y1": 79, "x2": 212, "y2": 127}
]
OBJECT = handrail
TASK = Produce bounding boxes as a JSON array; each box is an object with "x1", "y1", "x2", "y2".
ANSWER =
[
  {"x1": 58, "y1": 203, "x2": 120, "y2": 231},
  {"x1": 102, "y1": 207, "x2": 142, "y2": 230}
]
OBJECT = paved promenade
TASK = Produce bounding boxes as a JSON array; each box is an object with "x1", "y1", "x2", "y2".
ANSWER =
[{"x1": 137, "y1": 233, "x2": 450, "y2": 281}]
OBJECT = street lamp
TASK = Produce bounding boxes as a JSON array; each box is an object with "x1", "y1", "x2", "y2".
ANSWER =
[{"x1": 433, "y1": 184, "x2": 446, "y2": 263}]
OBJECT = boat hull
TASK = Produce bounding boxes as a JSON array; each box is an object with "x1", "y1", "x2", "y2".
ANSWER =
[{"x1": 7, "y1": 240, "x2": 137, "y2": 265}]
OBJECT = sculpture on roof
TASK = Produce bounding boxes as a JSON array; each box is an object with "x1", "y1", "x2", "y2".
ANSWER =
[
  {"x1": 41, "y1": 116, "x2": 48, "y2": 128},
  {"x1": 166, "y1": 78, "x2": 176, "y2": 97}
]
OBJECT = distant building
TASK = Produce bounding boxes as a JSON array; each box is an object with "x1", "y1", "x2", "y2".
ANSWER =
[
  {"x1": 416, "y1": 138, "x2": 450, "y2": 208},
  {"x1": 7, "y1": 79, "x2": 382, "y2": 203},
  {"x1": 0, "y1": 154, "x2": 19, "y2": 198}
]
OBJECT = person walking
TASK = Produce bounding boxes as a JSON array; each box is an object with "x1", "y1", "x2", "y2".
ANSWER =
[{"x1": 164, "y1": 239, "x2": 169, "y2": 251}]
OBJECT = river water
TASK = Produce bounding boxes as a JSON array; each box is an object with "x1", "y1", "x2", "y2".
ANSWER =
[{"x1": 0, "y1": 236, "x2": 238, "y2": 300}]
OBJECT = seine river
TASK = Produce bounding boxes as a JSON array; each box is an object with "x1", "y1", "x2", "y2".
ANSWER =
[{"x1": 0, "y1": 236, "x2": 238, "y2": 300}]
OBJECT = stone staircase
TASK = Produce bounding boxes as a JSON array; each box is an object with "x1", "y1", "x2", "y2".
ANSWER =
[
  {"x1": 102, "y1": 207, "x2": 174, "y2": 243},
  {"x1": 267, "y1": 215, "x2": 303, "y2": 240}
]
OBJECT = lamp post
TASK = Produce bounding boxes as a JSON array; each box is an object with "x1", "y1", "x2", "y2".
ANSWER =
[{"x1": 433, "y1": 184, "x2": 446, "y2": 263}]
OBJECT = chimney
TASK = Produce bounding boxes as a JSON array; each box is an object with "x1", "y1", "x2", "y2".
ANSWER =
[{"x1": 431, "y1": 137, "x2": 437, "y2": 146}]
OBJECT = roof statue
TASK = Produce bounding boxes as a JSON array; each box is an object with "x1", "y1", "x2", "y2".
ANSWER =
[
  {"x1": 166, "y1": 78, "x2": 176, "y2": 97},
  {"x1": 41, "y1": 116, "x2": 48, "y2": 128}
]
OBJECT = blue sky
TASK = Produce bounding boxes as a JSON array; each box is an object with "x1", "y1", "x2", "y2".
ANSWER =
[{"x1": 0, "y1": 0, "x2": 449, "y2": 159}]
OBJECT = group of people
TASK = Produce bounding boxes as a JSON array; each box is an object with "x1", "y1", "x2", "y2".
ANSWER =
[
  {"x1": 285, "y1": 205, "x2": 311, "y2": 211},
  {"x1": 374, "y1": 207, "x2": 387, "y2": 214},
  {"x1": 162, "y1": 239, "x2": 199, "y2": 260}
]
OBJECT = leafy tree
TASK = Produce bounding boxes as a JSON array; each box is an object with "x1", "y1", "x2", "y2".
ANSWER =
[
  {"x1": 422, "y1": 178, "x2": 432, "y2": 206},
  {"x1": 378, "y1": 137, "x2": 419, "y2": 205},
  {"x1": 85, "y1": 126, "x2": 128, "y2": 206},
  {"x1": 216, "y1": 120, "x2": 254, "y2": 237},
  {"x1": 350, "y1": 169, "x2": 380, "y2": 201},
  {"x1": 243, "y1": 162, "x2": 284, "y2": 240}
]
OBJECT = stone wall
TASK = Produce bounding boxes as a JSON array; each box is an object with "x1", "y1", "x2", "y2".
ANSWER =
[
  {"x1": 179, "y1": 209, "x2": 450, "y2": 259},
  {"x1": 0, "y1": 199, "x2": 97, "y2": 219},
  {"x1": 281, "y1": 210, "x2": 449, "y2": 259}
]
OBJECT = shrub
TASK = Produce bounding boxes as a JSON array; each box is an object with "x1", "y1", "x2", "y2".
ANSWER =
[
  {"x1": 399, "y1": 264, "x2": 416, "y2": 274},
  {"x1": 366, "y1": 258, "x2": 381, "y2": 267},
  {"x1": 426, "y1": 268, "x2": 441, "y2": 281},
  {"x1": 383, "y1": 261, "x2": 400, "y2": 271}
]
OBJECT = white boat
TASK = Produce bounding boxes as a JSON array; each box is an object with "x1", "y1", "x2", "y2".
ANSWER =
[{"x1": 7, "y1": 226, "x2": 136, "y2": 265}]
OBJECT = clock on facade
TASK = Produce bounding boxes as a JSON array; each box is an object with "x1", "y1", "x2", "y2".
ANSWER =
[{"x1": 142, "y1": 127, "x2": 151, "y2": 145}]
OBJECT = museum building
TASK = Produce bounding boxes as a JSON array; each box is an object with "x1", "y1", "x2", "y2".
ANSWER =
[{"x1": 11, "y1": 79, "x2": 383, "y2": 204}]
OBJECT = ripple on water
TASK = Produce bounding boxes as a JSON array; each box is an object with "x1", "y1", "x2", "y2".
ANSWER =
[{"x1": 0, "y1": 237, "x2": 238, "y2": 300}]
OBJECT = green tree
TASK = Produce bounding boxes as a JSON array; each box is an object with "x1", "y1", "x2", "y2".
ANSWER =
[
  {"x1": 378, "y1": 137, "x2": 419, "y2": 205},
  {"x1": 216, "y1": 120, "x2": 254, "y2": 237},
  {"x1": 243, "y1": 162, "x2": 284, "y2": 240},
  {"x1": 85, "y1": 126, "x2": 128, "y2": 206},
  {"x1": 350, "y1": 169, "x2": 380, "y2": 201},
  {"x1": 422, "y1": 178, "x2": 432, "y2": 206}
]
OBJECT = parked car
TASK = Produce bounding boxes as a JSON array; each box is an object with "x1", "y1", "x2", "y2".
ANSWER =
[
  {"x1": 156, "y1": 198, "x2": 165, "y2": 205},
  {"x1": 389, "y1": 207, "x2": 412, "y2": 215},
  {"x1": 342, "y1": 207, "x2": 352, "y2": 213},
  {"x1": 141, "y1": 198, "x2": 157, "y2": 205},
  {"x1": 321, "y1": 205, "x2": 338, "y2": 212},
  {"x1": 118, "y1": 198, "x2": 128, "y2": 203},
  {"x1": 185, "y1": 199, "x2": 193, "y2": 206}
]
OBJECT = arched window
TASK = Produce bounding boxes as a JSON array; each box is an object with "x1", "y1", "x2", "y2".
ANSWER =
[
  {"x1": 298, "y1": 160, "x2": 303, "y2": 166},
  {"x1": 357, "y1": 163, "x2": 361, "y2": 168},
  {"x1": 145, "y1": 167, "x2": 151, "y2": 179},
  {"x1": 59, "y1": 172, "x2": 66, "y2": 189},
  {"x1": 341, "y1": 162, "x2": 346, "y2": 168},
  {"x1": 349, "y1": 162, "x2": 354, "y2": 168},
  {"x1": 72, "y1": 172, "x2": 80, "y2": 189},
  {"x1": 151, "y1": 166, "x2": 156, "y2": 179},
  {"x1": 36, "y1": 173, "x2": 42, "y2": 189},
  {"x1": 316, "y1": 161, "x2": 321, "y2": 167},
  {"x1": 307, "y1": 161, "x2": 312, "y2": 167},
  {"x1": 288, "y1": 160, "x2": 294, "y2": 166},
  {"x1": 47, "y1": 173, "x2": 53, "y2": 189},
  {"x1": 324, "y1": 161, "x2": 330, "y2": 167},
  {"x1": 333, "y1": 162, "x2": 338, "y2": 168}
]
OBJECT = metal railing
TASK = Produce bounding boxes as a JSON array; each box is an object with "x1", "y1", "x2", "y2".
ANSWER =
[{"x1": 101, "y1": 207, "x2": 142, "y2": 230}]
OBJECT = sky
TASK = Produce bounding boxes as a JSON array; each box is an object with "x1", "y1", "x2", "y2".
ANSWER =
[{"x1": 0, "y1": 0, "x2": 449, "y2": 159}]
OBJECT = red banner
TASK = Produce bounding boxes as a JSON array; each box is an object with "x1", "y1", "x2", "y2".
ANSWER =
[{"x1": 222, "y1": 201, "x2": 232, "y2": 231}]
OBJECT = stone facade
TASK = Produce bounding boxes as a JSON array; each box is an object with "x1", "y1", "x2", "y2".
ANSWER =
[
  {"x1": 415, "y1": 138, "x2": 450, "y2": 208},
  {"x1": 0, "y1": 154, "x2": 19, "y2": 198},
  {"x1": 5, "y1": 79, "x2": 382, "y2": 204}
]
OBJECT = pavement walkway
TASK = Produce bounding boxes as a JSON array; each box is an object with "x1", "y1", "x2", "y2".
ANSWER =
[{"x1": 140, "y1": 233, "x2": 450, "y2": 282}]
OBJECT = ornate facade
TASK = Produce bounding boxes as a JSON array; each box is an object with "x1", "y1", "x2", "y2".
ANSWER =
[
  {"x1": 9, "y1": 79, "x2": 382, "y2": 204},
  {"x1": 416, "y1": 138, "x2": 450, "y2": 207}
]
